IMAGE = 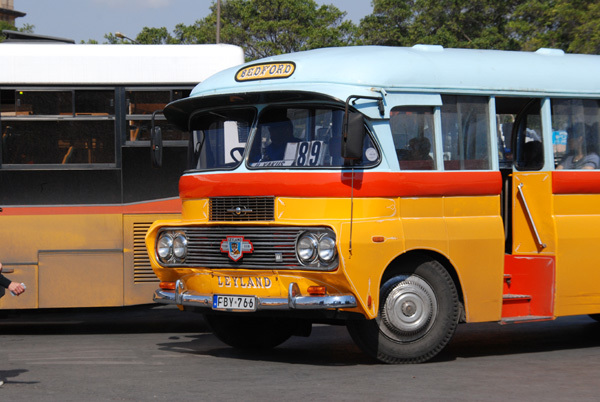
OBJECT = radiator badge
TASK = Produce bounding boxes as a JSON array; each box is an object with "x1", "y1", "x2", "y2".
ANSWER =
[{"x1": 220, "y1": 236, "x2": 254, "y2": 261}]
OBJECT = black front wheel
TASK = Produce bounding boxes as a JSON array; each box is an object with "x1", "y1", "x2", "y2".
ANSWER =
[
  {"x1": 347, "y1": 258, "x2": 459, "y2": 364},
  {"x1": 205, "y1": 314, "x2": 297, "y2": 349}
]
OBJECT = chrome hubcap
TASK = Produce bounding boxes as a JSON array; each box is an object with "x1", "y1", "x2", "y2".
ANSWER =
[{"x1": 381, "y1": 275, "x2": 437, "y2": 342}]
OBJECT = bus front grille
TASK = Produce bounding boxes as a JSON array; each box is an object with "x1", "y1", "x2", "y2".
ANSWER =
[
  {"x1": 183, "y1": 226, "x2": 299, "y2": 269},
  {"x1": 210, "y1": 197, "x2": 275, "y2": 221}
]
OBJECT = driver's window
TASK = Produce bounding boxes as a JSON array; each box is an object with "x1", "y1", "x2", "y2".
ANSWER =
[{"x1": 187, "y1": 108, "x2": 254, "y2": 171}]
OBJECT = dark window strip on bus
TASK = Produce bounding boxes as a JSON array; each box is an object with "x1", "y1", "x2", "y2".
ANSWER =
[{"x1": 0, "y1": 87, "x2": 191, "y2": 205}]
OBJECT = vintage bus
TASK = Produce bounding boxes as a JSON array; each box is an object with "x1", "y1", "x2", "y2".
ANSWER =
[
  {"x1": 0, "y1": 42, "x2": 244, "y2": 309},
  {"x1": 147, "y1": 45, "x2": 600, "y2": 363}
]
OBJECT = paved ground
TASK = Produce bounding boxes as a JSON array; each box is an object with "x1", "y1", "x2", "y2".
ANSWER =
[{"x1": 1, "y1": 305, "x2": 599, "y2": 401}]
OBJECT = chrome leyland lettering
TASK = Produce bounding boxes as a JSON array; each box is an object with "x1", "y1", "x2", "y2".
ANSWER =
[{"x1": 216, "y1": 276, "x2": 273, "y2": 289}]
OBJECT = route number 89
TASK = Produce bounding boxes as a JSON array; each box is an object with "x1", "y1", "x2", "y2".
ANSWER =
[{"x1": 296, "y1": 141, "x2": 323, "y2": 166}]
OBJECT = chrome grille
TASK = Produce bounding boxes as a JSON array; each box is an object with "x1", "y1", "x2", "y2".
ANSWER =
[
  {"x1": 161, "y1": 226, "x2": 336, "y2": 270},
  {"x1": 210, "y1": 197, "x2": 275, "y2": 221},
  {"x1": 133, "y1": 222, "x2": 159, "y2": 283}
]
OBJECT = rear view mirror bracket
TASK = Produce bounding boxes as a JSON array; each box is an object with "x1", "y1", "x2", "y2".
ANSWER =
[
  {"x1": 342, "y1": 95, "x2": 383, "y2": 161},
  {"x1": 150, "y1": 110, "x2": 163, "y2": 168}
]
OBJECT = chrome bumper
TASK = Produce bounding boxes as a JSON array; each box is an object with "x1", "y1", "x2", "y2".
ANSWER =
[{"x1": 153, "y1": 280, "x2": 357, "y2": 311}]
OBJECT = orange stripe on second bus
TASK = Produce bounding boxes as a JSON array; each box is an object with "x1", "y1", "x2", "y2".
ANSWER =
[
  {"x1": 0, "y1": 198, "x2": 182, "y2": 216},
  {"x1": 552, "y1": 171, "x2": 600, "y2": 194},
  {"x1": 179, "y1": 171, "x2": 502, "y2": 199}
]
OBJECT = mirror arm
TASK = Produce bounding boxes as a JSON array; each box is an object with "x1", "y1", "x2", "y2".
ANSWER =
[
  {"x1": 151, "y1": 109, "x2": 164, "y2": 168},
  {"x1": 343, "y1": 95, "x2": 384, "y2": 140}
]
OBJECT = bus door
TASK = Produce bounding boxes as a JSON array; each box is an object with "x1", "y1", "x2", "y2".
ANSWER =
[
  {"x1": 548, "y1": 98, "x2": 600, "y2": 318},
  {"x1": 497, "y1": 97, "x2": 556, "y2": 322}
]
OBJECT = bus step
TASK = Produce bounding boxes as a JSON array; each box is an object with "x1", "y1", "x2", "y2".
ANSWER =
[
  {"x1": 501, "y1": 294, "x2": 531, "y2": 317},
  {"x1": 503, "y1": 274, "x2": 512, "y2": 293},
  {"x1": 500, "y1": 315, "x2": 553, "y2": 324}
]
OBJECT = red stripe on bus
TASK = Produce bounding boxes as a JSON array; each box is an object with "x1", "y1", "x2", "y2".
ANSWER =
[
  {"x1": 0, "y1": 198, "x2": 181, "y2": 216},
  {"x1": 552, "y1": 171, "x2": 600, "y2": 194},
  {"x1": 179, "y1": 171, "x2": 502, "y2": 199}
]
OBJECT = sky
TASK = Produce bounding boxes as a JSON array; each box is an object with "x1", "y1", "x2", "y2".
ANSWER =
[{"x1": 14, "y1": 0, "x2": 374, "y2": 43}]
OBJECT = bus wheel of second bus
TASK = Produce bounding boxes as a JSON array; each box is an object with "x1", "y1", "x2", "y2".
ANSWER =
[
  {"x1": 204, "y1": 314, "x2": 302, "y2": 349},
  {"x1": 347, "y1": 258, "x2": 460, "y2": 364}
]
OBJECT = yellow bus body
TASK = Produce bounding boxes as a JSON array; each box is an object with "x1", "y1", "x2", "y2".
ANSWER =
[
  {"x1": 0, "y1": 206, "x2": 179, "y2": 309},
  {"x1": 146, "y1": 45, "x2": 600, "y2": 363}
]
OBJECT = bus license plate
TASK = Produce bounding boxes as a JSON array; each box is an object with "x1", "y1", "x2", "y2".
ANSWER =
[{"x1": 212, "y1": 295, "x2": 257, "y2": 311}]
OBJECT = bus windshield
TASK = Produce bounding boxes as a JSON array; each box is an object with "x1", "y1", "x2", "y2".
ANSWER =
[
  {"x1": 248, "y1": 106, "x2": 379, "y2": 168},
  {"x1": 188, "y1": 105, "x2": 380, "y2": 171},
  {"x1": 189, "y1": 108, "x2": 255, "y2": 170}
]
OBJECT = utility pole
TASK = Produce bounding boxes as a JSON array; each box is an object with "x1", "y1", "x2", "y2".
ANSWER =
[{"x1": 216, "y1": 0, "x2": 221, "y2": 44}]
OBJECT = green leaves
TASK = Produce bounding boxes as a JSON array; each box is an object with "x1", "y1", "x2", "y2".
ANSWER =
[
  {"x1": 96, "y1": 0, "x2": 599, "y2": 55},
  {"x1": 184, "y1": 0, "x2": 356, "y2": 59},
  {"x1": 360, "y1": 0, "x2": 599, "y2": 54}
]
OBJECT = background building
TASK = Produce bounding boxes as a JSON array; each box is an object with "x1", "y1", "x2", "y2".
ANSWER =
[{"x1": 0, "y1": 0, "x2": 26, "y2": 25}]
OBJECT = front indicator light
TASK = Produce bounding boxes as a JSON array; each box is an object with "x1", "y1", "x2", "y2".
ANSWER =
[{"x1": 307, "y1": 286, "x2": 326, "y2": 296}]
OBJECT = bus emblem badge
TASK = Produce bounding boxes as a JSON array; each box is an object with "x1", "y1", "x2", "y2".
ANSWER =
[
  {"x1": 220, "y1": 236, "x2": 254, "y2": 261},
  {"x1": 227, "y1": 206, "x2": 252, "y2": 216}
]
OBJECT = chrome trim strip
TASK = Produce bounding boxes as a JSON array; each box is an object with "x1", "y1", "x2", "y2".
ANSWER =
[{"x1": 153, "y1": 281, "x2": 357, "y2": 311}]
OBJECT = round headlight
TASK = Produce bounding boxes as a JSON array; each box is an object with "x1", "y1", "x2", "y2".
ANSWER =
[
  {"x1": 318, "y1": 235, "x2": 336, "y2": 262},
  {"x1": 172, "y1": 233, "x2": 188, "y2": 260},
  {"x1": 157, "y1": 233, "x2": 173, "y2": 261},
  {"x1": 297, "y1": 234, "x2": 318, "y2": 262}
]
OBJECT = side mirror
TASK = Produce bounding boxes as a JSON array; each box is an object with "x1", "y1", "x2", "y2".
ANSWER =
[
  {"x1": 341, "y1": 111, "x2": 365, "y2": 161},
  {"x1": 150, "y1": 110, "x2": 163, "y2": 168}
]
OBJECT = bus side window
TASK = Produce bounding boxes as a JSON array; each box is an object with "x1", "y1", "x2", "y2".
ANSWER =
[
  {"x1": 1, "y1": 90, "x2": 117, "y2": 166},
  {"x1": 441, "y1": 95, "x2": 491, "y2": 170},
  {"x1": 390, "y1": 106, "x2": 436, "y2": 170},
  {"x1": 126, "y1": 90, "x2": 189, "y2": 142},
  {"x1": 552, "y1": 99, "x2": 600, "y2": 170}
]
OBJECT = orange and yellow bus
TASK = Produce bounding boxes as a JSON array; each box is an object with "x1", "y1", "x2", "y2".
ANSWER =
[
  {"x1": 147, "y1": 45, "x2": 600, "y2": 363},
  {"x1": 0, "y1": 42, "x2": 244, "y2": 309}
]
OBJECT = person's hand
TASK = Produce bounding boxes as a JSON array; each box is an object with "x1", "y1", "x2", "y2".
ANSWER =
[
  {"x1": 0, "y1": 262, "x2": 3, "y2": 273},
  {"x1": 8, "y1": 282, "x2": 25, "y2": 296}
]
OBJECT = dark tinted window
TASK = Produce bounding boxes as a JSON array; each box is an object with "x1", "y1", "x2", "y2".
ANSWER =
[{"x1": 247, "y1": 107, "x2": 379, "y2": 168}]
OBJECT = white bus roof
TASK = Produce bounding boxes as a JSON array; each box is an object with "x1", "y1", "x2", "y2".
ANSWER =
[{"x1": 1, "y1": 43, "x2": 245, "y2": 85}]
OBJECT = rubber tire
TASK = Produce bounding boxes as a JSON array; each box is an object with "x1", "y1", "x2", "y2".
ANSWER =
[
  {"x1": 205, "y1": 314, "x2": 295, "y2": 349},
  {"x1": 347, "y1": 258, "x2": 459, "y2": 364}
]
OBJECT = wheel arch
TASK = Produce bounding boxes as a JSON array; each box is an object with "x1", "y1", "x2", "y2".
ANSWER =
[{"x1": 381, "y1": 249, "x2": 466, "y2": 322}]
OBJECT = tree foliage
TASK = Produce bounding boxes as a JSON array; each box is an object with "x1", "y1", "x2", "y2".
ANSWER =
[
  {"x1": 360, "y1": 0, "x2": 600, "y2": 54},
  {"x1": 80, "y1": 0, "x2": 600, "y2": 55},
  {"x1": 358, "y1": 0, "x2": 413, "y2": 46},
  {"x1": 170, "y1": 0, "x2": 356, "y2": 59},
  {"x1": 508, "y1": 0, "x2": 600, "y2": 54},
  {"x1": 0, "y1": 21, "x2": 34, "y2": 42}
]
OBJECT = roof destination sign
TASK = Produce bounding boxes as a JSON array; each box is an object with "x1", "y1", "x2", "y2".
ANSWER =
[{"x1": 235, "y1": 62, "x2": 296, "y2": 82}]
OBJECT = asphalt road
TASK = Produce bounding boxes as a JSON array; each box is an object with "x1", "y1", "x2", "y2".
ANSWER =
[{"x1": 1, "y1": 305, "x2": 599, "y2": 401}]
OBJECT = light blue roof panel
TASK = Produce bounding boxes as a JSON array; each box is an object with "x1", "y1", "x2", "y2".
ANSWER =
[
  {"x1": 165, "y1": 46, "x2": 600, "y2": 128},
  {"x1": 190, "y1": 45, "x2": 600, "y2": 97}
]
